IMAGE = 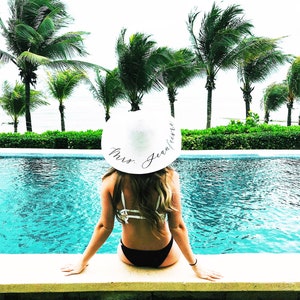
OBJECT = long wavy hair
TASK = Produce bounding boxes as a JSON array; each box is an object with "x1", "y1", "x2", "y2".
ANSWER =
[{"x1": 103, "y1": 166, "x2": 175, "y2": 231}]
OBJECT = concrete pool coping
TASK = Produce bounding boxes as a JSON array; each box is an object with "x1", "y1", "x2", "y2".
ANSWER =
[{"x1": 0, "y1": 253, "x2": 300, "y2": 294}]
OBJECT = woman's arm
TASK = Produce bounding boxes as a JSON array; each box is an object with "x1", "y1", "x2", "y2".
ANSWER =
[
  {"x1": 168, "y1": 171, "x2": 197, "y2": 264},
  {"x1": 61, "y1": 176, "x2": 115, "y2": 275},
  {"x1": 168, "y1": 171, "x2": 222, "y2": 281}
]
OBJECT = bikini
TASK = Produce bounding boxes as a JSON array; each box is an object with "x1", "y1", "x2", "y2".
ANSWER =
[{"x1": 117, "y1": 191, "x2": 173, "y2": 268}]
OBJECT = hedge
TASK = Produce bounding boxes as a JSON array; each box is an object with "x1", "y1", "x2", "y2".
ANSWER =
[
  {"x1": 0, "y1": 130, "x2": 102, "y2": 149},
  {"x1": 181, "y1": 131, "x2": 300, "y2": 150},
  {"x1": 0, "y1": 125, "x2": 299, "y2": 150}
]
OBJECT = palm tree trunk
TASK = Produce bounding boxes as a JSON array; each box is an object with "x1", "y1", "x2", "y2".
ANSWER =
[
  {"x1": 131, "y1": 102, "x2": 140, "y2": 111},
  {"x1": 205, "y1": 75, "x2": 215, "y2": 129},
  {"x1": 130, "y1": 98, "x2": 140, "y2": 111},
  {"x1": 264, "y1": 111, "x2": 270, "y2": 124},
  {"x1": 241, "y1": 85, "x2": 254, "y2": 119},
  {"x1": 24, "y1": 80, "x2": 32, "y2": 132},
  {"x1": 206, "y1": 87, "x2": 212, "y2": 129},
  {"x1": 105, "y1": 108, "x2": 110, "y2": 122},
  {"x1": 59, "y1": 103, "x2": 65, "y2": 131},
  {"x1": 287, "y1": 101, "x2": 293, "y2": 126},
  {"x1": 167, "y1": 87, "x2": 176, "y2": 118},
  {"x1": 14, "y1": 118, "x2": 18, "y2": 133},
  {"x1": 170, "y1": 102, "x2": 175, "y2": 118},
  {"x1": 245, "y1": 99, "x2": 251, "y2": 119},
  {"x1": 128, "y1": 92, "x2": 141, "y2": 111}
]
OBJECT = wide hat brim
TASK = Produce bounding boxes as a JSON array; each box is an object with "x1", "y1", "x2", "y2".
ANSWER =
[{"x1": 101, "y1": 110, "x2": 181, "y2": 174}]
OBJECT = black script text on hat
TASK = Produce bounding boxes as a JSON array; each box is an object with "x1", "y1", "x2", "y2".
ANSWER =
[
  {"x1": 108, "y1": 148, "x2": 136, "y2": 165},
  {"x1": 141, "y1": 122, "x2": 176, "y2": 170}
]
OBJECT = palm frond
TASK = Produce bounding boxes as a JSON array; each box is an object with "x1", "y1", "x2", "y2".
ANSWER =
[
  {"x1": 161, "y1": 48, "x2": 200, "y2": 89},
  {"x1": 89, "y1": 68, "x2": 125, "y2": 109},
  {"x1": 17, "y1": 51, "x2": 50, "y2": 66},
  {"x1": 36, "y1": 11, "x2": 56, "y2": 38},
  {"x1": 0, "y1": 49, "x2": 16, "y2": 64},
  {"x1": 237, "y1": 36, "x2": 292, "y2": 85},
  {"x1": 47, "y1": 69, "x2": 86, "y2": 101},
  {"x1": 288, "y1": 57, "x2": 300, "y2": 97},
  {"x1": 0, "y1": 80, "x2": 48, "y2": 117},
  {"x1": 15, "y1": 23, "x2": 44, "y2": 46},
  {"x1": 262, "y1": 82, "x2": 288, "y2": 111},
  {"x1": 44, "y1": 31, "x2": 89, "y2": 59},
  {"x1": 0, "y1": 17, "x2": 8, "y2": 34},
  {"x1": 46, "y1": 59, "x2": 100, "y2": 73}
]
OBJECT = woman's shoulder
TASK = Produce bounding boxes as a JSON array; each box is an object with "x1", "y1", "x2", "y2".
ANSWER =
[
  {"x1": 167, "y1": 167, "x2": 179, "y2": 178},
  {"x1": 101, "y1": 169, "x2": 119, "y2": 191},
  {"x1": 103, "y1": 169, "x2": 117, "y2": 180},
  {"x1": 166, "y1": 167, "x2": 180, "y2": 187}
]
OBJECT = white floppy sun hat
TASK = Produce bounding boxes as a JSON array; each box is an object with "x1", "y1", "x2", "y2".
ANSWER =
[{"x1": 101, "y1": 110, "x2": 181, "y2": 174}]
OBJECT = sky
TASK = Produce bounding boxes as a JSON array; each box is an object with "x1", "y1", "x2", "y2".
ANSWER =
[{"x1": 0, "y1": 0, "x2": 300, "y2": 133}]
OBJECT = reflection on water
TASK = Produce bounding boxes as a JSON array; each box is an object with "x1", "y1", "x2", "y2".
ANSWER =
[{"x1": 0, "y1": 156, "x2": 299, "y2": 254}]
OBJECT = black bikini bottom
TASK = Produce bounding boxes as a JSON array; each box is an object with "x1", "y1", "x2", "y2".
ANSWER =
[{"x1": 120, "y1": 237, "x2": 173, "y2": 268}]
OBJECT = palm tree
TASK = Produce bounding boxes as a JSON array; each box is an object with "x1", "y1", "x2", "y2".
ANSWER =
[
  {"x1": 160, "y1": 48, "x2": 201, "y2": 117},
  {"x1": 88, "y1": 68, "x2": 125, "y2": 121},
  {"x1": 262, "y1": 82, "x2": 288, "y2": 123},
  {"x1": 0, "y1": 0, "x2": 90, "y2": 132},
  {"x1": 262, "y1": 58, "x2": 300, "y2": 126},
  {"x1": 0, "y1": 80, "x2": 47, "y2": 132},
  {"x1": 237, "y1": 36, "x2": 292, "y2": 119},
  {"x1": 47, "y1": 70, "x2": 86, "y2": 131},
  {"x1": 116, "y1": 28, "x2": 169, "y2": 111},
  {"x1": 187, "y1": 3, "x2": 253, "y2": 128},
  {"x1": 287, "y1": 57, "x2": 300, "y2": 125}
]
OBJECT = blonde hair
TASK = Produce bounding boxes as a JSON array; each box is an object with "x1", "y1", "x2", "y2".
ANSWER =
[{"x1": 103, "y1": 167, "x2": 175, "y2": 231}]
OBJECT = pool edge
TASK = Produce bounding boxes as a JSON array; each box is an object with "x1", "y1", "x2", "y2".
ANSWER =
[
  {"x1": 1, "y1": 253, "x2": 299, "y2": 293},
  {"x1": 1, "y1": 148, "x2": 300, "y2": 158}
]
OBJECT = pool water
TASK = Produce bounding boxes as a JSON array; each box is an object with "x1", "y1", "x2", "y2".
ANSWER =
[{"x1": 0, "y1": 154, "x2": 299, "y2": 254}]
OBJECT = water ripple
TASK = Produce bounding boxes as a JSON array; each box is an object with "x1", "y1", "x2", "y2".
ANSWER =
[{"x1": 0, "y1": 157, "x2": 299, "y2": 254}]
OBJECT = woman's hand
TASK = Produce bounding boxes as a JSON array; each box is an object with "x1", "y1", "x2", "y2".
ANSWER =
[
  {"x1": 61, "y1": 262, "x2": 88, "y2": 276},
  {"x1": 191, "y1": 264, "x2": 222, "y2": 281}
]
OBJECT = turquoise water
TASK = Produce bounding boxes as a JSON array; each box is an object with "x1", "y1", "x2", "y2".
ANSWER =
[{"x1": 0, "y1": 153, "x2": 299, "y2": 254}]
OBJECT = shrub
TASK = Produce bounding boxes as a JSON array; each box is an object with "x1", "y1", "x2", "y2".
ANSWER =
[
  {"x1": 0, "y1": 125, "x2": 299, "y2": 150},
  {"x1": 0, "y1": 130, "x2": 102, "y2": 149},
  {"x1": 181, "y1": 123, "x2": 300, "y2": 150}
]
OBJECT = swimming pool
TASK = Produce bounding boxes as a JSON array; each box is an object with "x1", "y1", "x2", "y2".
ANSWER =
[{"x1": 0, "y1": 149, "x2": 299, "y2": 254}]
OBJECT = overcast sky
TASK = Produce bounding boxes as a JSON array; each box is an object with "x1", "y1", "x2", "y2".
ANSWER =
[{"x1": 0, "y1": 0, "x2": 299, "y2": 132}]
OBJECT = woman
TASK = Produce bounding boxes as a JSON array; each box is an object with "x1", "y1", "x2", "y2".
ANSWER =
[{"x1": 61, "y1": 110, "x2": 221, "y2": 281}]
